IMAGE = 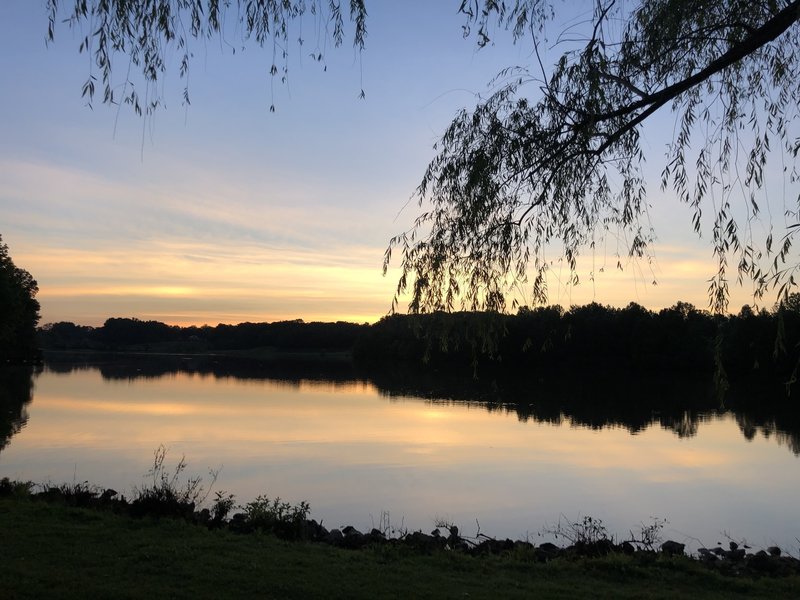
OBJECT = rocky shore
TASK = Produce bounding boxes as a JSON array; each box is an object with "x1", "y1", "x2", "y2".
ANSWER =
[{"x1": 4, "y1": 477, "x2": 798, "y2": 580}]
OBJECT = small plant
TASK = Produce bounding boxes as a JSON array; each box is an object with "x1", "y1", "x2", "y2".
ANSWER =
[
  {"x1": 627, "y1": 517, "x2": 667, "y2": 551},
  {"x1": 211, "y1": 490, "x2": 236, "y2": 523},
  {"x1": 37, "y1": 480, "x2": 103, "y2": 507},
  {"x1": 543, "y1": 515, "x2": 611, "y2": 545},
  {"x1": 130, "y1": 445, "x2": 219, "y2": 519},
  {"x1": 372, "y1": 510, "x2": 407, "y2": 539},
  {"x1": 0, "y1": 477, "x2": 33, "y2": 497},
  {"x1": 240, "y1": 494, "x2": 311, "y2": 539}
]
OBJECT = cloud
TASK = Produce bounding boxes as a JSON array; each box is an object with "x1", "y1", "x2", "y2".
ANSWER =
[
  {"x1": 0, "y1": 157, "x2": 399, "y2": 248},
  {"x1": 1, "y1": 156, "x2": 409, "y2": 325},
  {"x1": 18, "y1": 237, "x2": 397, "y2": 325}
]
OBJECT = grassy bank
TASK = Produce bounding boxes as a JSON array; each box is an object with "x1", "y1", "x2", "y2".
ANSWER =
[{"x1": 2, "y1": 497, "x2": 799, "y2": 599}]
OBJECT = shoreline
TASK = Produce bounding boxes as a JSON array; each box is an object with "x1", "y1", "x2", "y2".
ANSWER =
[
  {"x1": 2, "y1": 490, "x2": 799, "y2": 600},
  {"x1": 2, "y1": 476, "x2": 798, "y2": 577}
]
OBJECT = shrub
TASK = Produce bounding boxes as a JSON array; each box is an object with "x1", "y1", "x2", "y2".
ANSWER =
[
  {"x1": 238, "y1": 495, "x2": 311, "y2": 539},
  {"x1": 0, "y1": 477, "x2": 33, "y2": 497}
]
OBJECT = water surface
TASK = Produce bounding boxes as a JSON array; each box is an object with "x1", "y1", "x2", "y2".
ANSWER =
[{"x1": 1, "y1": 358, "x2": 798, "y2": 552}]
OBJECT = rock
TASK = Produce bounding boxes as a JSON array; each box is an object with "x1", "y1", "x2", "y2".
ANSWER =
[
  {"x1": 346, "y1": 533, "x2": 367, "y2": 549},
  {"x1": 697, "y1": 548, "x2": 717, "y2": 562},
  {"x1": 447, "y1": 526, "x2": 461, "y2": 546},
  {"x1": 747, "y1": 550, "x2": 778, "y2": 574},
  {"x1": 227, "y1": 512, "x2": 251, "y2": 534},
  {"x1": 726, "y1": 548, "x2": 746, "y2": 561},
  {"x1": 326, "y1": 528, "x2": 344, "y2": 545},
  {"x1": 406, "y1": 530, "x2": 444, "y2": 552},
  {"x1": 620, "y1": 541, "x2": 635, "y2": 555},
  {"x1": 337, "y1": 526, "x2": 368, "y2": 549},
  {"x1": 304, "y1": 519, "x2": 328, "y2": 541},
  {"x1": 570, "y1": 539, "x2": 614, "y2": 557},
  {"x1": 768, "y1": 546, "x2": 782, "y2": 557},
  {"x1": 473, "y1": 538, "x2": 507, "y2": 555},
  {"x1": 534, "y1": 542, "x2": 560, "y2": 562},
  {"x1": 729, "y1": 541, "x2": 739, "y2": 551},
  {"x1": 660, "y1": 540, "x2": 685, "y2": 556}
]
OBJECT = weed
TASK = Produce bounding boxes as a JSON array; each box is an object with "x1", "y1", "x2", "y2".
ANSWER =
[
  {"x1": 372, "y1": 510, "x2": 407, "y2": 539},
  {"x1": 239, "y1": 494, "x2": 311, "y2": 539},
  {"x1": 626, "y1": 517, "x2": 667, "y2": 551},
  {"x1": 36, "y1": 480, "x2": 103, "y2": 507},
  {"x1": 543, "y1": 515, "x2": 612, "y2": 545},
  {"x1": 211, "y1": 490, "x2": 236, "y2": 523},
  {"x1": 130, "y1": 444, "x2": 219, "y2": 519},
  {"x1": 0, "y1": 477, "x2": 33, "y2": 497},
  {"x1": 371, "y1": 511, "x2": 387, "y2": 536}
]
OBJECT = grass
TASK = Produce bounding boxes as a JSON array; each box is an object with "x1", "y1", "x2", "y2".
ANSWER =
[{"x1": 2, "y1": 497, "x2": 800, "y2": 599}]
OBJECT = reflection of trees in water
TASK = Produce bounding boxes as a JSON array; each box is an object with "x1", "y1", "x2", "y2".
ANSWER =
[
  {"x1": 44, "y1": 353, "x2": 361, "y2": 388},
  {"x1": 735, "y1": 413, "x2": 800, "y2": 456},
  {"x1": 0, "y1": 366, "x2": 37, "y2": 452},
  {"x1": 368, "y1": 366, "x2": 800, "y2": 456},
  {"x1": 40, "y1": 355, "x2": 800, "y2": 456}
]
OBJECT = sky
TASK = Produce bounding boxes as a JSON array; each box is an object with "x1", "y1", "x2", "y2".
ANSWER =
[{"x1": 0, "y1": 1, "x2": 784, "y2": 327}]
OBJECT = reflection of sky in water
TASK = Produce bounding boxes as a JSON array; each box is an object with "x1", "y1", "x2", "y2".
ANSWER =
[{"x1": 2, "y1": 368, "x2": 799, "y2": 552}]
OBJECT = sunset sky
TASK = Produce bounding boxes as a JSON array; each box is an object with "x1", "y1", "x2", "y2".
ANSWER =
[{"x1": 0, "y1": 1, "x2": 780, "y2": 327}]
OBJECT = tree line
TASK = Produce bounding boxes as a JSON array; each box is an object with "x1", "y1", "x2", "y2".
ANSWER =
[
  {"x1": 353, "y1": 302, "x2": 800, "y2": 384},
  {"x1": 38, "y1": 318, "x2": 368, "y2": 355},
  {"x1": 39, "y1": 299, "x2": 800, "y2": 384}
]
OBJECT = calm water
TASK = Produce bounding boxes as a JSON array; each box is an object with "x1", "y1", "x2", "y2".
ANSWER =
[{"x1": 2, "y1": 358, "x2": 799, "y2": 552}]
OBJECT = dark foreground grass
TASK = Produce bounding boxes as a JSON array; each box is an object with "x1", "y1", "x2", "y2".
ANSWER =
[{"x1": 2, "y1": 497, "x2": 799, "y2": 600}]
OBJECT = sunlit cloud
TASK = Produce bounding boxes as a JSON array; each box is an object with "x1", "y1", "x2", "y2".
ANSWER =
[
  {"x1": 2, "y1": 157, "x2": 406, "y2": 324},
  {"x1": 0, "y1": 153, "x2": 762, "y2": 327},
  {"x1": 0, "y1": 157, "x2": 399, "y2": 247}
]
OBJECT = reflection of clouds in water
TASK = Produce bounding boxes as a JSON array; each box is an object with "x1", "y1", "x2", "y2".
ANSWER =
[
  {"x1": 3, "y1": 360, "x2": 799, "y2": 549},
  {"x1": 39, "y1": 356, "x2": 800, "y2": 456}
]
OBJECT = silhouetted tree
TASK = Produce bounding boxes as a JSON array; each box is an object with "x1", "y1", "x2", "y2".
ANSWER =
[
  {"x1": 777, "y1": 292, "x2": 800, "y2": 313},
  {"x1": 0, "y1": 235, "x2": 41, "y2": 362},
  {"x1": 38, "y1": 321, "x2": 97, "y2": 350},
  {"x1": 387, "y1": 1, "x2": 800, "y2": 314},
  {"x1": 99, "y1": 317, "x2": 181, "y2": 348},
  {"x1": 46, "y1": 2, "x2": 800, "y2": 312}
]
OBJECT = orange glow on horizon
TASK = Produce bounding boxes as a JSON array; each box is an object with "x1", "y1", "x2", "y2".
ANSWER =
[{"x1": 13, "y1": 210, "x2": 757, "y2": 327}]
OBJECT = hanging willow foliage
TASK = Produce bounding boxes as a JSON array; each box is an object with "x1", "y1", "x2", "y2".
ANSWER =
[
  {"x1": 46, "y1": 0, "x2": 367, "y2": 114},
  {"x1": 44, "y1": 1, "x2": 800, "y2": 313},
  {"x1": 385, "y1": 0, "x2": 800, "y2": 314}
]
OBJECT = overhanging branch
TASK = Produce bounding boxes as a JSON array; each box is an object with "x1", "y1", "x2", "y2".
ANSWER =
[{"x1": 597, "y1": 0, "x2": 800, "y2": 124}]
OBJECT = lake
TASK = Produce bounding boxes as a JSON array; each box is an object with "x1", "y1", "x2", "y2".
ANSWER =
[{"x1": 1, "y1": 356, "x2": 799, "y2": 552}]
